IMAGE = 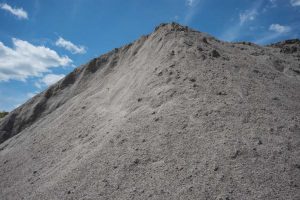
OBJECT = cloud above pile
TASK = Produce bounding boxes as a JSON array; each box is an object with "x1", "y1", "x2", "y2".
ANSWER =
[
  {"x1": 40, "y1": 73, "x2": 65, "y2": 87},
  {"x1": 269, "y1": 24, "x2": 291, "y2": 33},
  {"x1": 290, "y1": 0, "x2": 300, "y2": 6},
  {"x1": 0, "y1": 38, "x2": 72, "y2": 82},
  {"x1": 184, "y1": 0, "x2": 202, "y2": 24},
  {"x1": 55, "y1": 37, "x2": 86, "y2": 54},
  {"x1": 220, "y1": 7, "x2": 259, "y2": 41},
  {"x1": 239, "y1": 9, "x2": 258, "y2": 25},
  {"x1": 186, "y1": 0, "x2": 196, "y2": 7},
  {"x1": 0, "y1": 3, "x2": 28, "y2": 19},
  {"x1": 254, "y1": 24, "x2": 292, "y2": 44}
]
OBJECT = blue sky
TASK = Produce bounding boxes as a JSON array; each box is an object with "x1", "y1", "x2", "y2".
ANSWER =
[{"x1": 0, "y1": 0, "x2": 299, "y2": 111}]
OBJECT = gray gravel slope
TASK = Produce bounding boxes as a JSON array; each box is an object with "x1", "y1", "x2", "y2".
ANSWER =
[{"x1": 0, "y1": 23, "x2": 299, "y2": 200}]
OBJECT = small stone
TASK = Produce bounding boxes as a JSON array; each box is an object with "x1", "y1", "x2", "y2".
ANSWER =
[
  {"x1": 182, "y1": 124, "x2": 188, "y2": 129},
  {"x1": 211, "y1": 50, "x2": 221, "y2": 58},
  {"x1": 133, "y1": 159, "x2": 140, "y2": 165},
  {"x1": 202, "y1": 37, "x2": 209, "y2": 44},
  {"x1": 176, "y1": 166, "x2": 183, "y2": 171},
  {"x1": 257, "y1": 139, "x2": 262, "y2": 145},
  {"x1": 217, "y1": 91, "x2": 227, "y2": 95},
  {"x1": 166, "y1": 77, "x2": 172, "y2": 83},
  {"x1": 189, "y1": 78, "x2": 196, "y2": 82},
  {"x1": 137, "y1": 98, "x2": 142, "y2": 102},
  {"x1": 197, "y1": 46, "x2": 203, "y2": 51},
  {"x1": 231, "y1": 150, "x2": 240, "y2": 159}
]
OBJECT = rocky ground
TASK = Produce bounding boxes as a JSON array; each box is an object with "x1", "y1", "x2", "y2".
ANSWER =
[{"x1": 0, "y1": 23, "x2": 299, "y2": 200}]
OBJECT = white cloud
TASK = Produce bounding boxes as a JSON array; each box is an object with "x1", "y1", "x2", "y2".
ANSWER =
[
  {"x1": 0, "y1": 38, "x2": 72, "y2": 82},
  {"x1": 291, "y1": 0, "x2": 300, "y2": 6},
  {"x1": 269, "y1": 24, "x2": 291, "y2": 33},
  {"x1": 186, "y1": 0, "x2": 195, "y2": 7},
  {"x1": 27, "y1": 91, "x2": 39, "y2": 98},
  {"x1": 55, "y1": 37, "x2": 86, "y2": 54},
  {"x1": 220, "y1": 8, "x2": 258, "y2": 41},
  {"x1": 262, "y1": 0, "x2": 277, "y2": 12},
  {"x1": 34, "y1": 73, "x2": 65, "y2": 89},
  {"x1": 239, "y1": 9, "x2": 258, "y2": 25},
  {"x1": 183, "y1": 0, "x2": 202, "y2": 24},
  {"x1": 0, "y1": 3, "x2": 28, "y2": 19},
  {"x1": 220, "y1": 0, "x2": 263, "y2": 42},
  {"x1": 254, "y1": 24, "x2": 292, "y2": 44},
  {"x1": 269, "y1": 0, "x2": 277, "y2": 6},
  {"x1": 40, "y1": 74, "x2": 65, "y2": 87},
  {"x1": 34, "y1": 82, "x2": 42, "y2": 89}
]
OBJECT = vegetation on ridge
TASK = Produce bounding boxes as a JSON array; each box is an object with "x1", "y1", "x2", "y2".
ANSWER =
[{"x1": 0, "y1": 111, "x2": 8, "y2": 119}]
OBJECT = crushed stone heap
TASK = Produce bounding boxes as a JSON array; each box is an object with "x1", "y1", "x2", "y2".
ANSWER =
[{"x1": 0, "y1": 23, "x2": 299, "y2": 200}]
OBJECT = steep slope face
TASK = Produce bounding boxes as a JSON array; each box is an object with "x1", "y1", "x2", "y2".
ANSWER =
[
  {"x1": 0, "y1": 48, "x2": 120, "y2": 143},
  {"x1": 0, "y1": 23, "x2": 299, "y2": 200}
]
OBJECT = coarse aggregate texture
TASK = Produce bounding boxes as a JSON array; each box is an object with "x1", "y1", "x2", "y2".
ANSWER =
[{"x1": 0, "y1": 23, "x2": 300, "y2": 200}]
